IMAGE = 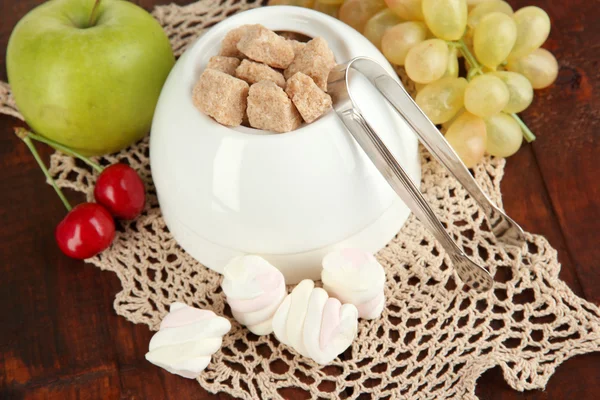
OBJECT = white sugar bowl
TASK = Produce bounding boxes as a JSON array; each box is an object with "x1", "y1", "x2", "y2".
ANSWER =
[{"x1": 150, "y1": 6, "x2": 420, "y2": 284}]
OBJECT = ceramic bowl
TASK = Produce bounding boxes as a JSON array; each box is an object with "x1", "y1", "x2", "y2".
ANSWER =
[{"x1": 150, "y1": 6, "x2": 421, "y2": 283}]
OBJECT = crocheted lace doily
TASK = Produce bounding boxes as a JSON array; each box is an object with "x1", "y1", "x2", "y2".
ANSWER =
[{"x1": 2, "y1": 1, "x2": 599, "y2": 399}]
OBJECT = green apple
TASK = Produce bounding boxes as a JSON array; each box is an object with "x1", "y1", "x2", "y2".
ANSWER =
[{"x1": 7, "y1": 0, "x2": 174, "y2": 155}]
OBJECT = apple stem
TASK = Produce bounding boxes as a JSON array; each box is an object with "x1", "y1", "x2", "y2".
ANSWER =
[
  {"x1": 15, "y1": 128, "x2": 73, "y2": 212},
  {"x1": 88, "y1": 0, "x2": 102, "y2": 28},
  {"x1": 25, "y1": 131, "x2": 104, "y2": 173}
]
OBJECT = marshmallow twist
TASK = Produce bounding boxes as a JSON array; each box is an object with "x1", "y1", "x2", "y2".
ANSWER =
[
  {"x1": 221, "y1": 255, "x2": 287, "y2": 335},
  {"x1": 273, "y1": 280, "x2": 359, "y2": 365},
  {"x1": 322, "y1": 249, "x2": 386, "y2": 320},
  {"x1": 145, "y1": 302, "x2": 231, "y2": 379}
]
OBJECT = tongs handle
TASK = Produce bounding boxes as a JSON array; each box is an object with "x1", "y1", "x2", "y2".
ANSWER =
[
  {"x1": 373, "y1": 74, "x2": 526, "y2": 247},
  {"x1": 328, "y1": 57, "x2": 525, "y2": 247},
  {"x1": 328, "y1": 58, "x2": 494, "y2": 292},
  {"x1": 338, "y1": 108, "x2": 461, "y2": 254},
  {"x1": 376, "y1": 75, "x2": 490, "y2": 206},
  {"x1": 339, "y1": 109, "x2": 493, "y2": 292}
]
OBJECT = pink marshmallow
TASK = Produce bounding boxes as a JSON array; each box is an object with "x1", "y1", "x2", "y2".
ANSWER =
[
  {"x1": 319, "y1": 297, "x2": 342, "y2": 350},
  {"x1": 227, "y1": 272, "x2": 285, "y2": 313}
]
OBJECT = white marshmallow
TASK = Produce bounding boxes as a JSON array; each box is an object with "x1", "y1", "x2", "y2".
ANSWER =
[
  {"x1": 273, "y1": 280, "x2": 358, "y2": 365},
  {"x1": 221, "y1": 255, "x2": 287, "y2": 335},
  {"x1": 145, "y1": 302, "x2": 231, "y2": 379},
  {"x1": 321, "y1": 249, "x2": 386, "y2": 320}
]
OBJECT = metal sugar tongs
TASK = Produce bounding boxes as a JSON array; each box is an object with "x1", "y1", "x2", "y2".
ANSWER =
[{"x1": 328, "y1": 57, "x2": 527, "y2": 293}]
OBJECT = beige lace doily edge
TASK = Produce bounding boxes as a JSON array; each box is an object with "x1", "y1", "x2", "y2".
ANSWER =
[{"x1": 1, "y1": 1, "x2": 599, "y2": 399}]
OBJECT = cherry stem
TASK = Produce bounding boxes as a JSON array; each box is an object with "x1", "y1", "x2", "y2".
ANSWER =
[
  {"x1": 88, "y1": 0, "x2": 102, "y2": 28},
  {"x1": 16, "y1": 128, "x2": 72, "y2": 212},
  {"x1": 25, "y1": 131, "x2": 104, "y2": 173},
  {"x1": 455, "y1": 39, "x2": 536, "y2": 143}
]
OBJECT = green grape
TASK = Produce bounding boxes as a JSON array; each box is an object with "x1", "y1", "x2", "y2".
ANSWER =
[
  {"x1": 384, "y1": 0, "x2": 424, "y2": 21},
  {"x1": 467, "y1": 1, "x2": 513, "y2": 29},
  {"x1": 490, "y1": 71, "x2": 533, "y2": 113},
  {"x1": 485, "y1": 113, "x2": 523, "y2": 157},
  {"x1": 506, "y1": 48, "x2": 558, "y2": 89},
  {"x1": 473, "y1": 12, "x2": 517, "y2": 68},
  {"x1": 313, "y1": 1, "x2": 340, "y2": 17},
  {"x1": 317, "y1": 0, "x2": 344, "y2": 4},
  {"x1": 339, "y1": 0, "x2": 387, "y2": 32},
  {"x1": 416, "y1": 77, "x2": 468, "y2": 124},
  {"x1": 363, "y1": 9, "x2": 404, "y2": 49},
  {"x1": 464, "y1": 74, "x2": 509, "y2": 118},
  {"x1": 405, "y1": 39, "x2": 449, "y2": 83},
  {"x1": 381, "y1": 22, "x2": 428, "y2": 66},
  {"x1": 445, "y1": 112, "x2": 487, "y2": 168},
  {"x1": 422, "y1": 0, "x2": 468, "y2": 41},
  {"x1": 268, "y1": 0, "x2": 315, "y2": 6},
  {"x1": 509, "y1": 6, "x2": 551, "y2": 60}
]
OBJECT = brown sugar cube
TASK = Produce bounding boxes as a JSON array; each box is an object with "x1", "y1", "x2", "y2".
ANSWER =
[
  {"x1": 193, "y1": 69, "x2": 249, "y2": 127},
  {"x1": 235, "y1": 60, "x2": 286, "y2": 88},
  {"x1": 207, "y1": 56, "x2": 241, "y2": 76},
  {"x1": 287, "y1": 39, "x2": 307, "y2": 56},
  {"x1": 286, "y1": 72, "x2": 332, "y2": 123},
  {"x1": 220, "y1": 24, "x2": 263, "y2": 58},
  {"x1": 304, "y1": 37, "x2": 336, "y2": 67},
  {"x1": 237, "y1": 26, "x2": 295, "y2": 69},
  {"x1": 284, "y1": 37, "x2": 336, "y2": 91},
  {"x1": 247, "y1": 81, "x2": 302, "y2": 133}
]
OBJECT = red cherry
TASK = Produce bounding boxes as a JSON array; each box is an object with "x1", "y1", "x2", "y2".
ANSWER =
[
  {"x1": 55, "y1": 203, "x2": 116, "y2": 259},
  {"x1": 94, "y1": 164, "x2": 146, "y2": 220}
]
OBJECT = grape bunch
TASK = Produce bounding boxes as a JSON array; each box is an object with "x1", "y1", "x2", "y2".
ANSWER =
[{"x1": 268, "y1": 0, "x2": 558, "y2": 168}]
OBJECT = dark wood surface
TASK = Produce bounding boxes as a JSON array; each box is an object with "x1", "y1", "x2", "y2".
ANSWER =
[{"x1": 1, "y1": 0, "x2": 598, "y2": 399}]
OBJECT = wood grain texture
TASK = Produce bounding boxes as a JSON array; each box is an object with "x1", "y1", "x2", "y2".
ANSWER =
[{"x1": 0, "y1": 1, "x2": 598, "y2": 399}]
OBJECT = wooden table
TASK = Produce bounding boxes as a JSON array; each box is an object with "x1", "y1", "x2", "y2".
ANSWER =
[{"x1": 1, "y1": 0, "x2": 598, "y2": 398}]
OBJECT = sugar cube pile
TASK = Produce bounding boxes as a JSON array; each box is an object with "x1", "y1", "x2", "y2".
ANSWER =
[{"x1": 192, "y1": 24, "x2": 336, "y2": 133}]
